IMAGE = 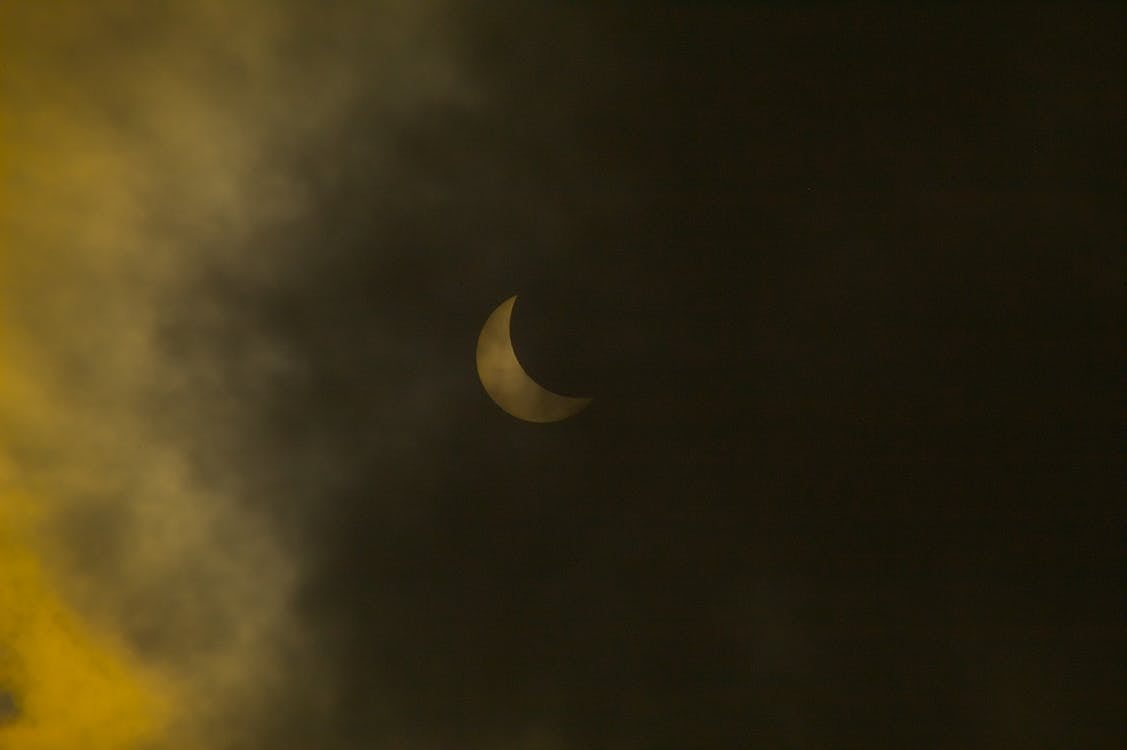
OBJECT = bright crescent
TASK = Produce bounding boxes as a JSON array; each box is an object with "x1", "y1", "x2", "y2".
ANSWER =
[{"x1": 475, "y1": 295, "x2": 592, "y2": 423}]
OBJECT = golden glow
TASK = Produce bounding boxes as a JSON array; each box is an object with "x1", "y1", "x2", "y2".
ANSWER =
[
  {"x1": 476, "y1": 295, "x2": 592, "y2": 423},
  {"x1": 0, "y1": 5, "x2": 179, "y2": 745},
  {"x1": 0, "y1": 494, "x2": 172, "y2": 750},
  {"x1": 0, "y1": 3, "x2": 305, "y2": 747},
  {"x1": 2, "y1": 1, "x2": 466, "y2": 745}
]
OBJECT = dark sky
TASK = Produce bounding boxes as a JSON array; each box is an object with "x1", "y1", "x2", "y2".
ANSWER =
[{"x1": 136, "y1": 3, "x2": 1124, "y2": 748}]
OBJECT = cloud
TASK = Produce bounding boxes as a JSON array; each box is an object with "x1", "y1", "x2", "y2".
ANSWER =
[{"x1": 1, "y1": 2, "x2": 472, "y2": 747}]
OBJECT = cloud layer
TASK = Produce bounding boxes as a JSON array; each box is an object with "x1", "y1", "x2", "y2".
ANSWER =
[
  {"x1": 2, "y1": 3, "x2": 1123, "y2": 749},
  {"x1": 1, "y1": 2, "x2": 472, "y2": 747}
]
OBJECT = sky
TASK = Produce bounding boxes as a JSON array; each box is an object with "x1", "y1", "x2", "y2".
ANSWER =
[{"x1": 0, "y1": 2, "x2": 1123, "y2": 748}]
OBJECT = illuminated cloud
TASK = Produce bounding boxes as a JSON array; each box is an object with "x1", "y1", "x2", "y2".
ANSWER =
[{"x1": 1, "y1": 1, "x2": 465, "y2": 747}]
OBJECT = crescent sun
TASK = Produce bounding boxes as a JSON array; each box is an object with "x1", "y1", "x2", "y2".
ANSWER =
[{"x1": 475, "y1": 295, "x2": 592, "y2": 423}]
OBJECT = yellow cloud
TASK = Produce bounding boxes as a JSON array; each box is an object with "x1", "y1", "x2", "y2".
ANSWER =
[
  {"x1": 0, "y1": 4, "x2": 188, "y2": 747},
  {"x1": 0, "y1": 493, "x2": 174, "y2": 750},
  {"x1": 3, "y1": 1, "x2": 467, "y2": 746}
]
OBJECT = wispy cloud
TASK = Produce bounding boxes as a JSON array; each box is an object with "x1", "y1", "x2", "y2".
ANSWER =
[{"x1": 1, "y1": 2, "x2": 467, "y2": 747}]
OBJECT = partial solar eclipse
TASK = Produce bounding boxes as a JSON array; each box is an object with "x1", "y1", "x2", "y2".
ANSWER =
[{"x1": 475, "y1": 295, "x2": 592, "y2": 423}]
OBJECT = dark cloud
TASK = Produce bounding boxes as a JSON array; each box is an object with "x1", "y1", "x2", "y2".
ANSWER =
[
  {"x1": 0, "y1": 690, "x2": 16, "y2": 725},
  {"x1": 157, "y1": 4, "x2": 1125, "y2": 748}
]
